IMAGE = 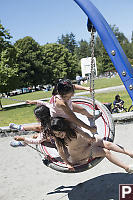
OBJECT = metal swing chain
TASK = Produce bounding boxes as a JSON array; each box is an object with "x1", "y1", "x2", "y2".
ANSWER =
[
  {"x1": 90, "y1": 28, "x2": 96, "y2": 127},
  {"x1": 89, "y1": 28, "x2": 96, "y2": 160}
]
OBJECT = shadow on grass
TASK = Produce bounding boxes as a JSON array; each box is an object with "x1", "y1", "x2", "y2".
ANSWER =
[{"x1": 47, "y1": 173, "x2": 133, "y2": 200}]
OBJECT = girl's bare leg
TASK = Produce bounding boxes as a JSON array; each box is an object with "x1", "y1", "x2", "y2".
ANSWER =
[
  {"x1": 92, "y1": 146, "x2": 129, "y2": 171},
  {"x1": 98, "y1": 139, "x2": 133, "y2": 158},
  {"x1": 23, "y1": 124, "x2": 41, "y2": 132}
]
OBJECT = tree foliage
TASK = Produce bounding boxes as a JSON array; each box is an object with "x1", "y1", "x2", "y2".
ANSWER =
[
  {"x1": 41, "y1": 43, "x2": 78, "y2": 84},
  {"x1": 0, "y1": 21, "x2": 12, "y2": 57},
  {"x1": 0, "y1": 46, "x2": 19, "y2": 93},
  {"x1": 75, "y1": 39, "x2": 91, "y2": 61},
  {"x1": 0, "y1": 22, "x2": 19, "y2": 93},
  {"x1": 95, "y1": 36, "x2": 114, "y2": 75},
  {"x1": 1, "y1": 19, "x2": 133, "y2": 93},
  {"x1": 95, "y1": 25, "x2": 133, "y2": 75},
  {"x1": 57, "y1": 32, "x2": 77, "y2": 55},
  {"x1": 14, "y1": 36, "x2": 44, "y2": 88}
]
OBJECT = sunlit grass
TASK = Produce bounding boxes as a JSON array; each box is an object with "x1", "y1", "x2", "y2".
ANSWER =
[
  {"x1": 1, "y1": 90, "x2": 52, "y2": 106},
  {"x1": 0, "y1": 105, "x2": 37, "y2": 126},
  {"x1": 0, "y1": 75, "x2": 129, "y2": 127}
]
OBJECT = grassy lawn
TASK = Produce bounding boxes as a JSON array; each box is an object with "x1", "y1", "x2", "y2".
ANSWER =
[
  {"x1": 1, "y1": 75, "x2": 122, "y2": 106},
  {"x1": 1, "y1": 90, "x2": 52, "y2": 106},
  {"x1": 0, "y1": 105, "x2": 37, "y2": 126},
  {"x1": 86, "y1": 75, "x2": 123, "y2": 89},
  {"x1": 95, "y1": 90, "x2": 132, "y2": 107},
  {"x1": 0, "y1": 75, "x2": 131, "y2": 127}
]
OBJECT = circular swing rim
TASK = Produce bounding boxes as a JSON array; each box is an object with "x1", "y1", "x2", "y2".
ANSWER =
[{"x1": 37, "y1": 96, "x2": 115, "y2": 173}]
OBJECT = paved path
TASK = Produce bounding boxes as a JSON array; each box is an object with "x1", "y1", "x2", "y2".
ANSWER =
[
  {"x1": 0, "y1": 122, "x2": 133, "y2": 200},
  {"x1": 1, "y1": 84, "x2": 133, "y2": 200},
  {"x1": 75, "y1": 85, "x2": 125, "y2": 96}
]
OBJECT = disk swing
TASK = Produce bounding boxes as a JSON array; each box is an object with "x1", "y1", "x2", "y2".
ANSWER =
[{"x1": 37, "y1": 18, "x2": 115, "y2": 173}]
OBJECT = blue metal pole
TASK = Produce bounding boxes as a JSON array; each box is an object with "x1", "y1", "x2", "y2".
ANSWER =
[{"x1": 74, "y1": 0, "x2": 133, "y2": 101}]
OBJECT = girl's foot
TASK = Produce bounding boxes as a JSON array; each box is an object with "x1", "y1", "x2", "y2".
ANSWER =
[
  {"x1": 95, "y1": 110, "x2": 102, "y2": 120},
  {"x1": 88, "y1": 111, "x2": 102, "y2": 127},
  {"x1": 129, "y1": 152, "x2": 133, "y2": 158},
  {"x1": 9, "y1": 123, "x2": 24, "y2": 131},
  {"x1": 10, "y1": 140, "x2": 26, "y2": 147},
  {"x1": 126, "y1": 165, "x2": 133, "y2": 174}
]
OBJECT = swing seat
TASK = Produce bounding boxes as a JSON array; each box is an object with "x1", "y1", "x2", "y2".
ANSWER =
[{"x1": 36, "y1": 96, "x2": 115, "y2": 173}]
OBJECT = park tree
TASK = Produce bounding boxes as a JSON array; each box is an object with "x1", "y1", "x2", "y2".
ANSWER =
[
  {"x1": 111, "y1": 25, "x2": 129, "y2": 46},
  {"x1": 128, "y1": 58, "x2": 133, "y2": 67},
  {"x1": 57, "y1": 32, "x2": 77, "y2": 55},
  {"x1": 111, "y1": 26, "x2": 133, "y2": 66},
  {"x1": 111, "y1": 25, "x2": 131, "y2": 57},
  {"x1": 94, "y1": 25, "x2": 130, "y2": 75},
  {"x1": 0, "y1": 46, "x2": 19, "y2": 93},
  {"x1": 94, "y1": 35, "x2": 114, "y2": 75},
  {"x1": 0, "y1": 21, "x2": 19, "y2": 93},
  {"x1": 41, "y1": 43, "x2": 78, "y2": 84},
  {"x1": 14, "y1": 36, "x2": 44, "y2": 89},
  {"x1": 131, "y1": 31, "x2": 133, "y2": 44},
  {"x1": 0, "y1": 21, "x2": 12, "y2": 56},
  {"x1": 75, "y1": 39, "x2": 91, "y2": 61},
  {"x1": 123, "y1": 42, "x2": 133, "y2": 60}
]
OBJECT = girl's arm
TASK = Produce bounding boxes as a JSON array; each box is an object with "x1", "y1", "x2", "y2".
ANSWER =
[
  {"x1": 56, "y1": 99, "x2": 97, "y2": 134},
  {"x1": 72, "y1": 103, "x2": 93, "y2": 118},
  {"x1": 14, "y1": 133, "x2": 45, "y2": 145},
  {"x1": 26, "y1": 100, "x2": 50, "y2": 107},
  {"x1": 26, "y1": 100, "x2": 38, "y2": 104},
  {"x1": 55, "y1": 140, "x2": 75, "y2": 171},
  {"x1": 22, "y1": 124, "x2": 41, "y2": 132},
  {"x1": 76, "y1": 127, "x2": 96, "y2": 143},
  {"x1": 26, "y1": 100, "x2": 51, "y2": 111},
  {"x1": 73, "y1": 84, "x2": 92, "y2": 92}
]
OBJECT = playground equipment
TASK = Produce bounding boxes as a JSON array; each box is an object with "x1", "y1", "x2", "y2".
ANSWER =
[
  {"x1": 5, "y1": 0, "x2": 132, "y2": 173},
  {"x1": 38, "y1": 0, "x2": 133, "y2": 173},
  {"x1": 74, "y1": 0, "x2": 133, "y2": 102}
]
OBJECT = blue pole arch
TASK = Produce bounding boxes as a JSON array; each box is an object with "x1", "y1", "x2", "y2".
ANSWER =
[{"x1": 74, "y1": 0, "x2": 133, "y2": 102}]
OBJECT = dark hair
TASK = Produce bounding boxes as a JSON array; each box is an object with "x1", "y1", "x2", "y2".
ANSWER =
[
  {"x1": 50, "y1": 117, "x2": 77, "y2": 147},
  {"x1": 52, "y1": 79, "x2": 74, "y2": 96},
  {"x1": 34, "y1": 105, "x2": 51, "y2": 137},
  {"x1": 115, "y1": 94, "x2": 120, "y2": 100}
]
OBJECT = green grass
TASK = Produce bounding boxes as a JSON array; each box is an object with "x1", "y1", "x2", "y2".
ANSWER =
[
  {"x1": 0, "y1": 75, "x2": 130, "y2": 127},
  {"x1": 1, "y1": 90, "x2": 52, "y2": 106},
  {"x1": 95, "y1": 90, "x2": 132, "y2": 108},
  {"x1": 85, "y1": 75, "x2": 123, "y2": 89},
  {"x1": 75, "y1": 75, "x2": 123, "y2": 93},
  {"x1": 0, "y1": 105, "x2": 37, "y2": 126},
  {"x1": 1, "y1": 75, "x2": 122, "y2": 106}
]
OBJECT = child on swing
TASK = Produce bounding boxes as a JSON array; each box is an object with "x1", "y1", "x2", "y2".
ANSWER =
[
  {"x1": 49, "y1": 117, "x2": 133, "y2": 173},
  {"x1": 10, "y1": 105, "x2": 54, "y2": 147},
  {"x1": 10, "y1": 79, "x2": 101, "y2": 146},
  {"x1": 25, "y1": 79, "x2": 101, "y2": 132}
]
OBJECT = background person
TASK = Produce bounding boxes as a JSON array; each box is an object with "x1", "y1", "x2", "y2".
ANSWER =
[
  {"x1": 113, "y1": 94, "x2": 124, "y2": 112},
  {"x1": 76, "y1": 74, "x2": 81, "y2": 85}
]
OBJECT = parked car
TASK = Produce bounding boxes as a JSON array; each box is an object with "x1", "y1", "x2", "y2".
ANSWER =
[
  {"x1": 10, "y1": 89, "x2": 22, "y2": 96},
  {"x1": 22, "y1": 88, "x2": 30, "y2": 93}
]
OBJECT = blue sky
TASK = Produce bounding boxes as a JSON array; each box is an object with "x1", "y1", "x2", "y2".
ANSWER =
[{"x1": 0, "y1": 0, "x2": 133, "y2": 45}]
